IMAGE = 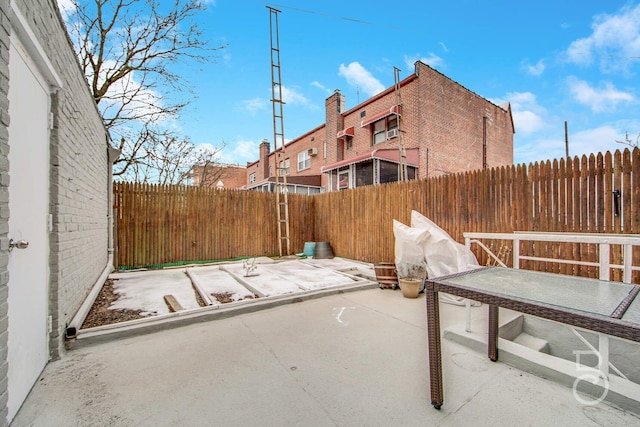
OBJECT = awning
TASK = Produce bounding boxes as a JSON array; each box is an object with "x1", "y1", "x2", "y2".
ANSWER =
[
  {"x1": 320, "y1": 148, "x2": 419, "y2": 173},
  {"x1": 336, "y1": 126, "x2": 355, "y2": 139},
  {"x1": 360, "y1": 105, "x2": 401, "y2": 127}
]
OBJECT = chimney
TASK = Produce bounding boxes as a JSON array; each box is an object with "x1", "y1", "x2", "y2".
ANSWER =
[
  {"x1": 325, "y1": 89, "x2": 345, "y2": 164},
  {"x1": 260, "y1": 139, "x2": 270, "y2": 179}
]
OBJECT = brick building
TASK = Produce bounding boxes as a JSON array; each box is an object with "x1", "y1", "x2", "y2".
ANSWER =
[
  {"x1": 246, "y1": 61, "x2": 514, "y2": 192},
  {"x1": 191, "y1": 163, "x2": 247, "y2": 189}
]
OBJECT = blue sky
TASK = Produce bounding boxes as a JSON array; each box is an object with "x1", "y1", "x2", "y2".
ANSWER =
[{"x1": 89, "y1": 1, "x2": 640, "y2": 167}]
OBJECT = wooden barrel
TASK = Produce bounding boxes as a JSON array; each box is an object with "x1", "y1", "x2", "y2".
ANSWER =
[{"x1": 374, "y1": 262, "x2": 398, "y2": 288}]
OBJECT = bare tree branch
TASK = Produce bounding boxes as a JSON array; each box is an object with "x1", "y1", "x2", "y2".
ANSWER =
[
  {"x1": 615, "y1": 131, "x2": 639, "y2": 149},
  {"x1": 63, "y1": 0, "x2": 227, "y2": 181}
]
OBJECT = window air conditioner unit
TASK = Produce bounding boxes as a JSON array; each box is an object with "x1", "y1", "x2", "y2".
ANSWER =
[
  {"x1": 387, "y1": 129, "x2": 399, "y2": 139},
  {"x1": 308, "y1": 147, "x2": 318, "y2": 156}
]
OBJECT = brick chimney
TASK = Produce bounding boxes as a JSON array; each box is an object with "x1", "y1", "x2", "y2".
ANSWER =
[
  {"x1": 325, "y1": 89, "x2": 345, "y2": 165},
  {"x1": 259, "y1": 139, "x2": 270, "y2": 179}
]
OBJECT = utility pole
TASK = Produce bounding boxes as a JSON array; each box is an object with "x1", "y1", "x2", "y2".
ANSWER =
[
  {"x1": 267, "y1": 6, "x2": 290, "y2": 257},
  {"x1": 564, "y1": 121, "x2": 570, "y2": 159}
]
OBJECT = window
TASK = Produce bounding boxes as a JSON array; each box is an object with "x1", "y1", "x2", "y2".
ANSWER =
[
  {"x1": 373, "y1": 120, "x2": 386, "y2": 144},
  {"x1": 355, "y1": 162, "x2": 373, "y2": 187},
  {"x1": 297, "y1": 150, "x2": 310, "y2": 171},
  {"x1": 338, "y1": 169, "x2": 350, "y2": 190},
  {"x1": 378, "y1": 161, "x2": 417, "y2": 184},
  {"x1": 371, "y1": 116, "x2": 399, "y2": 145},
  {"x1": 279, "y1": 158, "x2": 290, "y2": 175},
  {"x1": 249, "y1": 172, "x2": 256, "y2": 183},
  {"x1": 388, "y1": 117, "x2": 398, "y2": 134}
]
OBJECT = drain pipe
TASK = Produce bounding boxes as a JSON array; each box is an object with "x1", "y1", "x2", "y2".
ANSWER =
[
  {"x1": 66, "y1": 145, "x2": 120, "y2": 340},
  {"x1": 65, "y1": 255, "x2": 113, "y2": 339}
]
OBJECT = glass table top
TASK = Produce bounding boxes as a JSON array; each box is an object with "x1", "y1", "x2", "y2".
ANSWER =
[
  {"x1": 622, "y1": 294, "x2": 640, "y2": 325},
  {"x1": 437, "y1": 267, "x2": 637, "y2": 318}
]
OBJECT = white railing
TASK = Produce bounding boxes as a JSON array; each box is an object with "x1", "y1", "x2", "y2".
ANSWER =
[
  {"x1": 462, "y1": 232, "x2": 640, "y2": 381},
  {"x1": 464, "y1": 231, "x2": 640, "y2": 283}
]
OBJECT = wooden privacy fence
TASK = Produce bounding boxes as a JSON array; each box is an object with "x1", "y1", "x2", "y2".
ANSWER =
[
  {"x1": 115, "y1": 148, "x2": 640, "y2": 276},
  {"x1": 113, "y1": 183, "x2": 314, "y2": 268}
]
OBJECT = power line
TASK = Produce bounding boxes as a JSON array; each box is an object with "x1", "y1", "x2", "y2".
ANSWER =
[{"x1": 265, "y1": 3, "x2": 422, "y2": 33}]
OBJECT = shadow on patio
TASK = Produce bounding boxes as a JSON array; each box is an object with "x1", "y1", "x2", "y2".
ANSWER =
[{"x1": 12, "y1": 288, "x2": 639, "y2": 426}]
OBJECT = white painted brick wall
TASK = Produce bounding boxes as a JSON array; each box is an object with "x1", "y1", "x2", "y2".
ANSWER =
[{"x1": 0, "y1": 1, "x2": 109, "y2": 422}]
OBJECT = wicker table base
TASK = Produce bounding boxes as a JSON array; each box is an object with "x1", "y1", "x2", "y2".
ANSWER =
[{"x1": 425, "y1": 267, "x2": 640, "y2": 409}]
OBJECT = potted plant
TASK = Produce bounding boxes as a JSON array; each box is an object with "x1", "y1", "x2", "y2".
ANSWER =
[{"x1": 396, "y1": 262, "x2": 426, "y2": 298}]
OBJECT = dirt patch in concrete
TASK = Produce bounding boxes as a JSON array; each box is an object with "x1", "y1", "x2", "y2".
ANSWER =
[
  {"x1": 211, "y1": 292, "x2": 257, "y2": 304},
  {"x1": 82, "y1": 279, "x2": 146, "y2": 329}
]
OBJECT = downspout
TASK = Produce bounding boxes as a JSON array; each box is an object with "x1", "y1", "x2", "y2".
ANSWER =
[{"x1": 66, "y1": 145, "x2": 120, "y2": 339}]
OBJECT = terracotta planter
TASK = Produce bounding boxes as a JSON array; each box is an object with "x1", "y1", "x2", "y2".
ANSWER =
[{"x1": 399, "y1": 278, "x2": 422, "y2": 298}]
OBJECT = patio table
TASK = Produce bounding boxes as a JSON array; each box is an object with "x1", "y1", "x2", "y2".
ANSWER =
[{"x1": 425, "y1": 267, "x2": 640, "y2": 409}]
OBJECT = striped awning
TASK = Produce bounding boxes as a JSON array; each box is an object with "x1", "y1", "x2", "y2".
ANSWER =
[
  {"x1": 336, "y1": 126, "x2": 355, "y2": 139},
  {"x1": 360, "y1": 105, "x2": 401, "y2": 127}
]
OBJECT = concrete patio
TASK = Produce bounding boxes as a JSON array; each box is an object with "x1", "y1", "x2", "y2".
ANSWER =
[{"x1": 12, "y1": 288, "x2": 640, "y2": 426}]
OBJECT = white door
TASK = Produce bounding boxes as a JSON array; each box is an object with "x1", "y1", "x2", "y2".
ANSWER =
[{"x1": 7, "y1": 36, "x2": 50, "y2": 421}]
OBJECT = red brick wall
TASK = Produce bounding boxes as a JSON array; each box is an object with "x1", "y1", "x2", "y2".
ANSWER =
[
  {"x1": 413, "y1": 61, "x2": 513, "y2": 176},
  {"x1": 193, "y1": 164, "x2": 247, "y2": 189},
  {"x1": 246, "y1": 61, "x2": 514, "y2": 190}
]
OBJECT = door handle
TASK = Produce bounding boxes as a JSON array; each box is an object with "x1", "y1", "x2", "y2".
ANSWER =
[{"x1": 9, "y1": 239, "x2": 29, "y2": 252}]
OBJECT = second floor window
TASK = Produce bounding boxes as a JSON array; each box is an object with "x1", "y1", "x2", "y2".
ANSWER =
[
  {"x1": 371, "y1": 116, "x2": 399, "y2": 145},
  {"x1": 279, "y1": 158, "x2": 290, "y2": 175},
  {"x1": 298, "y1": 151, "x2": 311, "y2": 171},
  {"x1": 249, "y1": 172, "x2": 256, "y2": 183}
]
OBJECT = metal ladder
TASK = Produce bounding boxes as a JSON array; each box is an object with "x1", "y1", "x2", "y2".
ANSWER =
[
  {"x1": 394, "y1": 67, "x2": 408, "y2": 182},
  {"x1": 268, "y1": 6, "x2": 290, "y2": 256}
]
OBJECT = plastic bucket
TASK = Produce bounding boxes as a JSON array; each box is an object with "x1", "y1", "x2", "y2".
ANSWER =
[{"x1": 302, "y1": 242, "x2": 316, "y2": 257}]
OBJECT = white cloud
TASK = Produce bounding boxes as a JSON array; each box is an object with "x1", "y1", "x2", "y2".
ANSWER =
[
  {"x1": 240, "y1": 85, "x2": 313, "y2": 115},
  {"x1": 522, "y1": 59, "x2": 545, "y2": 76},
  {"x1": 98, "y1": 61, "x2": 170, "y2": 123},
  {"x1": 570, "y1": 126, "x2": 625, "y2": 157},
  {"x1": 514, "y1": 122, "x2": 639, "y2": 165},
  {"x1": 215, "y1": 139, "x2": 259, "y2": 165},
  {"x1": 567, "y1": 76, "x2": 634, "y2": 112},
  {"x1": 494, "y1": 92, "x2": 548, "y2": 135},
  {"x1": 338, "y1": 62, "x2": 385, "y2": 97},
  {"x1": 565, "y1": 4, "x2": 640, "y2": 73},
  {"x1": 404, "y1": 53, "x2": 443, "y2": 69},
  {"x1": 281, "y1": 86, "x2": 310, "y2": 105},
  {"x1": 240, "y1": 97, "x2": 269, "y2": 114},
  {"x1": 310, "y1": 81, "x2": 333, "y2": 95}
]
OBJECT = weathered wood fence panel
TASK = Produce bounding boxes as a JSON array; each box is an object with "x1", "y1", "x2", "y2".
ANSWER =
[
  {"x1": 114, "y1": 183, "x2": 314, "y2": 268},
  {"x1": 115, "y1": 148, "x2": 640, "y2": 279}
]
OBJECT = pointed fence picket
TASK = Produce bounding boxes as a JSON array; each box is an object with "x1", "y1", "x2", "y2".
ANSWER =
[{"x1": 114, "y1": 148, "x2": 640, "y2": 281}]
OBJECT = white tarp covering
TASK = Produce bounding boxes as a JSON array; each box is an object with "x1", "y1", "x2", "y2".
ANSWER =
[
  {"x1": 393, "y1": 211, "x2": 480, "y2": 305},
  {"x1": 392, "y1": 220, "x2": 428, "y2": 279},
  {"x1": 410, "y1": 210, "x2": 479, "y2": 278}
]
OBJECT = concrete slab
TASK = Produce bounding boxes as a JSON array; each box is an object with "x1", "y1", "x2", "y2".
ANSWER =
[
  {"x1": 186, "y1": 265, "x2": 255, "y2": 303},
  {"x1": 12, "y1": 289, "x2": 639, "y2": 426},
  {"x1": 109, "y1": 269, "x2": 201, "y2": 315}
]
